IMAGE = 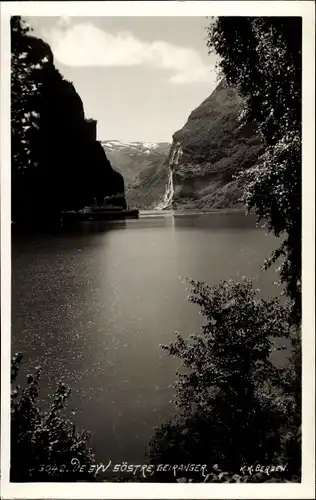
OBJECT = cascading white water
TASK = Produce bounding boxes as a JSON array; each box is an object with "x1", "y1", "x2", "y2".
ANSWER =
[
  {"x1": 156, "y1": 142, "x2": 182, "y2": 210},
  {"x1": 156, "y1": 169, "x2": 174, "y2": 210}
]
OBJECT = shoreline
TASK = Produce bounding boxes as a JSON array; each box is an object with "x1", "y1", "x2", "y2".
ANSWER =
[
  {"x1": 139, "y1": 207, "x2": 249, "y2": 215},
  {"x1": 11, "y1": 208, "x2": 255, "y2": 233}
]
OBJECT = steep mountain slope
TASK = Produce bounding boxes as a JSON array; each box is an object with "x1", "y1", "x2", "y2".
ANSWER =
[
  {"x1": 101, "y1": 141, "x2": 170, "y2": 187},
  {"x1": 128, "y1": 80, "x2": 264, "y2": 210},
  {"x1": 168, "y1": 79, "x2": 264, "y2": 209},
  {"x1": 11, "y1": 26, "x2": 127, "y2": 224},
  {"x1": 126, "y1": 158, "x2": 170, "y2": 209}
]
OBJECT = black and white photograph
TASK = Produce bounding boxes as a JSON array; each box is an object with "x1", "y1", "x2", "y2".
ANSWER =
[{"x1": 1, "y1": 1, "x2": 315, "y2": 498}]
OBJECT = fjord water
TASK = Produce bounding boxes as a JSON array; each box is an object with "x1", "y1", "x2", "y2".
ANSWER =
[{"x1": 11, "y1": 210, "x2": 281, "y2": 468}]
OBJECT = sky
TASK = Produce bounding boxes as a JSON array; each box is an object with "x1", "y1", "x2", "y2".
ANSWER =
[{"x1": 26, "y1": 16, "x2": 220, "y2": 143}]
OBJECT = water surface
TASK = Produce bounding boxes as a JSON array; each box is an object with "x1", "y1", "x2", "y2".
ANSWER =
[{"x1": 11, "y1": 210, "x2": 281, "y2": 468}]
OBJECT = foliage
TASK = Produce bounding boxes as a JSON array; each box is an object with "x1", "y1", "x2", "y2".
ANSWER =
[
  {"x1": 148, "y1": 277, "x2": 301, "y2": 482},
  {"x1": 11, "y1": 16, "x2": 46, "y2": 221},
  {"x1": 11, "y1": 17, "x2": 41, "y2": 165},
  {"x1": 11, "y1": 16, "x2": 63, "y2": 222},
  {"x1": 11, "y1": 353, "x2": 95, "y2": 482},
  {"x1": 206, "y1": 17, "x2": 301, "y2": 323},
  {"x1": 242, "y1": 132, "x2": 301, "y2": 323}
]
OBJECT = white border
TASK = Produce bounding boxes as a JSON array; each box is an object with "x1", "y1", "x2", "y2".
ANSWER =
[
  {"x1": 1, "y1": 2, "x2": 315, "y2": 499},
  {"x1": 0, "y1": 1, "x2": 314, "y2": 17}
]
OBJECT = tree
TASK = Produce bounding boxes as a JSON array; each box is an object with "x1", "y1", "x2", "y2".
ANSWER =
[
  {"x1": 148, "y1": 20, "x2": 302, "y2": 482},
  {"x1": 11, "y1": 353, "x2": 96, "y2": 481},
  {"x1": 206, "y1": 17, "x2": 302, "y2": 324},
  {"x1": 148, "y1": 278, "x2": 300, "y2": 481},
  {"x1": 11, "y1": 16, "x2": 55, "y2": 222}
]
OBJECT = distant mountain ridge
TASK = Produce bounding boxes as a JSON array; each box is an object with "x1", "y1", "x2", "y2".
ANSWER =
[
  {"x1": 100, "y1": 140, "x2": 170, "y2": 189},
  {"x1": 102, "y1": 140, "x2": 169, "y2": 154}
]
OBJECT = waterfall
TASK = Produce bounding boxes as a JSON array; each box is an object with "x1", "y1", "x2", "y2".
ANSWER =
[
  {"x1": 156, "y1": 142, "x2": 182, "y2": 210},
  {"x1": 156, "y1": 169, "x2": 174, "y2": 210}
]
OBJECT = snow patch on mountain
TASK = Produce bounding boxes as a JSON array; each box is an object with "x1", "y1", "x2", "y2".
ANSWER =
[{"x1": 101, "y1": 140, "x2": 167, "y2": 152}]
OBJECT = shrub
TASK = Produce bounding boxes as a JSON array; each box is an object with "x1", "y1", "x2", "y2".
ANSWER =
[
  {"x1": 148, "y1": 277, "x2": 300, "y2": 482},
  {"x1": 11, "y1": 353, "x2": 96, "y2": 482}
]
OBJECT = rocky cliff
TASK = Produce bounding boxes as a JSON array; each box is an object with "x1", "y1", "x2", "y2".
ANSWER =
[
  {"x1": 36, "y1": 48, "x2": 127, "y2": 211},
  {"x1": 11, "y1": 23, "x2": 126, "y2": 224},
  {"x1": 168, "y1": 79, "x2": 264, "y2": 209},
  {"x1": 129, "y1": 80, "x2": 264, "y2": 210}
]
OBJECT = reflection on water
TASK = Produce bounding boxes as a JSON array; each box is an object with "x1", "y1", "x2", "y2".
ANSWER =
[{"x1": 11, "y1": 211, "x2": 280, "y2": 467}]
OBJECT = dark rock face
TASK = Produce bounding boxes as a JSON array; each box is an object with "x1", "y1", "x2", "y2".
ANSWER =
[
  {"x1": 83, "y1": 140, "x2": 126, "y2": 208},
  {"x1": 12, "y1": 33, "x2": 126, "y2": 224},
  {"x1": 168, "y1": 79, "x2": 264, "y2": 209},
  {"x1": 37, "y1": 52, "x2": 126, "y2": 211}
]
